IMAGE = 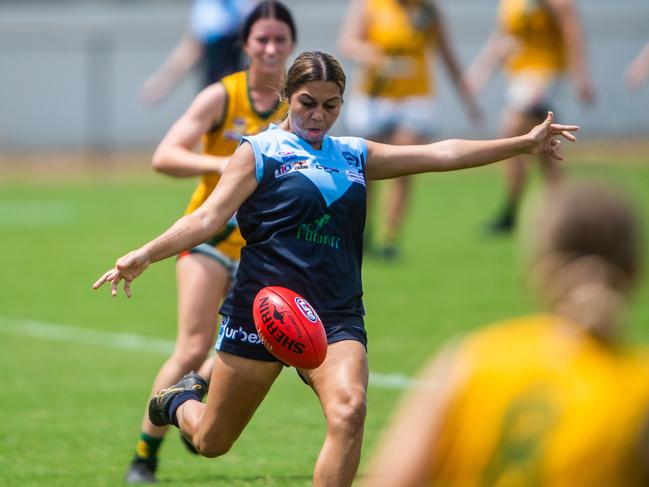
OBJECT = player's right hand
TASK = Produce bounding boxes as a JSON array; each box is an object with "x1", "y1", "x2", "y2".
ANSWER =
[{"x1": 92, "y1": 248, "x2": 151, "y2": 298}]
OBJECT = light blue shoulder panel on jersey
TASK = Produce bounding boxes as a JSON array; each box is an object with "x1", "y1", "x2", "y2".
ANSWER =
[{"x1": 242, "y1": 124, "x2": 367, "y2": 207}]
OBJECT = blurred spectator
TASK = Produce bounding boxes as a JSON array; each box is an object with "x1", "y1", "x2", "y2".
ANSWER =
[
  {"x1": 465, "y1": 0, "x2": 594, "y2": 235},
  {"x1": 140, "y1": 0, "x2": 254, "y2": 105},
  {"x1": 626, "y1": 41, "x2": 649, "y2": 90},
  {"x1": 338, "y1": 0, "x2": 482, "y2": 260},
  {"x1": 362, "y1": 182, "x2": 649, "y2": 487}
]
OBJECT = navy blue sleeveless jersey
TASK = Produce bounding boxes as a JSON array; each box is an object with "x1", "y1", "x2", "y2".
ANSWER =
[{"x1": 219, "y1": 124, "x2": 368, "y2": 324}]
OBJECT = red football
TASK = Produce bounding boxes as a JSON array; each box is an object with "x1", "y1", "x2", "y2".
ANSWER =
[{"x1": 252, "y1": 286, "x2": 327, "y2": 369}]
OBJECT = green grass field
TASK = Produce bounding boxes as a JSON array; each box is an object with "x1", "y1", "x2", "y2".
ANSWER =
[{"x1": 1, "y1": 146, "x2": 648, "y2": 486}]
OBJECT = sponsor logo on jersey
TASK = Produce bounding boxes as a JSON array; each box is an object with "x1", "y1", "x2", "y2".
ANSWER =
[
  {"x1": 216, "y1": 316, "x2": 262, "y2": 346},
  {"x1": 345, "y1": 170, "x2": 366, "y2": 186},
  {"x1": 274, "y1": 160, "x2": 309, "y2": 178},
  {"x1": 314, "y1": 163, "x2": 340, "y2": 174},
  {"x1": 274, "y1": 159, "x2": 343, "y2": 178},
  {"x1": 223, "y1": 117, "x2": 248, "y2": 141},
  {"x1": 295, "y1": 297, "x2": 319, "y2": 323},
  {"x1": 296, "y1": 214, "x2": 342, "y2": 249},
  {"x1": 342, "y1": 151, "x2": 362, "y2": 169},
  {"x1": 279, "y1": 150, "x2": 309, "y2": 163}
]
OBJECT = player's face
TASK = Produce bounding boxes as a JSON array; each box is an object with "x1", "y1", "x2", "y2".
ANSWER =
[
  {"x1": 244, "y1": 18, "x2": 294, "y2": 74},
  {"x1": 287, "y1": 81, "x2": 343, "y2": 149}
]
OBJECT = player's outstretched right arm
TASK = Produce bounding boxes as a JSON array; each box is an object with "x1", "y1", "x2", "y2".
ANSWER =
[
  {"x1": 93, "y1": 142, "x2": 258, "y2": 298},
  {"x1": 463, "y1": 29, "x2": 514, "y2": 94}
]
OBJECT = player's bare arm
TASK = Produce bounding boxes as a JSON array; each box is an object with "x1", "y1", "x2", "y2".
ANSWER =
[
  {"x1": 433, "y1": 3, "x2": 483, "y2": 123},
  {"x1": 463, "y1": 29, "x2": 515, "y2": 94},
  {"x1": 93, "y1": 142, "x2": 258, "y2": 297},
  {"x1": 548, "y1": 0, "x2": 594, "y2": 103},
  {"x1": 365, "y1": 112, "x2": 578, "y2": 180},
  {"x1": 152, "y1": 82, "x2": 231, "y2": 177},
  {"x1": 337, "y1": 0, "x2": 383, "y2": 68},
  {"x1": 626, "y1": 41, "x2": 649, "y2": 89}
]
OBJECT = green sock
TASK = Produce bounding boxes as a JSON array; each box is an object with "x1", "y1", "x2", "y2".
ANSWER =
[{"x1": 133, "y1": 432, "x2": 163, "y2": 464}]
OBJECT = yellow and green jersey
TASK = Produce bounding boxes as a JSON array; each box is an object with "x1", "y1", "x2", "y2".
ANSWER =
[
  {"x1": 358, "y1": 0, "x2": 436, "y2": 98},
  {"x1": 184, "y1": 70, "x2": 288, "y2": 260},
  {"x1": 433, "y1": 314, "x2": 649, "y2": 486},
  {"x1": 499, "y1": 0, "x2": 567, "y2": 77}
]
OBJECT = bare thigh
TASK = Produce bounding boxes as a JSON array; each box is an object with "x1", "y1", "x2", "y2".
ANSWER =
[
  {"x1": 188, "y1": 352, "x2": 284, "y2": 456},
  {"x1": 300, "y1": 340, "x2": 369, "y2": 418},
  {"x1": 174, "y1": 253, "x2": 230, "y2": 354}
]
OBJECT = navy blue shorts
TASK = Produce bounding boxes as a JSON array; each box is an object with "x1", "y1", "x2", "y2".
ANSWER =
[{"x1": 215, "y1": 315, "x2": 367, "y2": 363}]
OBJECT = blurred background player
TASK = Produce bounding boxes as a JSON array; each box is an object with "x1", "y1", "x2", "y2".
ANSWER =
[
  {"x1": 139, "y1": 0, "x2": 255, "y2": 106},
  {"x1": 465, "y1": 0, "x2": 595, "y2": 234},
  {"x1": 338, "y1": 0, "x2": 482, "y2": 259},
  {"x1": 124, "y1": 1, "x2": 296, "y2": 483},
  {"x1": 363, "y1": 182, "x2": 649, "y2": 486},
  {"x1": 626, "y1": 41, "x2": 649, "y2": 90}
]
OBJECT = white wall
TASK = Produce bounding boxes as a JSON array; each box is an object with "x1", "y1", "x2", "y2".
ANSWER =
[{"x1": 1, "y1": 0, "x2": 648, "y2": 150}]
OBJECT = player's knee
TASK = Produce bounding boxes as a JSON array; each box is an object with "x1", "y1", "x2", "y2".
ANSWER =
[
  {"x1": 171, "y1": 341, "x2": 211, "y2": 370},
  {"x1": 327, "y1": 389, "x2": 367, "y2": 438},
  {"x1": 195, "y1": 435, "x2": 233, "y2": 458},
  {"x1": 171, "y1": 351, "x2": 207, "y2": 372}
]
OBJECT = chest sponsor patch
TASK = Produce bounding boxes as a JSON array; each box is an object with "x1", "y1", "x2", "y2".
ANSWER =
[
  {"x1": 274, "y1": 160, "x2": 309, "y2": 178},
  {"x1": 345, "y1": 170, "x2": 366, "y2": 186},
  {"x1": 279, "y1": 150, "x2": 310, "y2": 163}
]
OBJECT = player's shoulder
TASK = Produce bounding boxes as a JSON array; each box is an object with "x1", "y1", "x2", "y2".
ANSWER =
[
  {"x1": 460, "y1": 314, "x2": 557, "y2": 353},
  {"x1": 194, "y1": 79, "x2": 228, "y2": 105},
  {"x1": 185, "y1": 81, "x2": 229, "y2": 121},
  {"x1": 247, "y1": 124, "x2": 285, "y2": 142},
  {"x1": 219, "y1": 70, "x2": 248, "y2": 94},
  {"x1": 328, "y1": 134, "x2": 367, "y2": 155},
  {"x1": 243, "y1": 124, "x2": 300, "y2": 157}
]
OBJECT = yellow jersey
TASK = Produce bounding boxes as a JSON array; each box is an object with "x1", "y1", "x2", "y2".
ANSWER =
[
  {"x1": 359, "y1": 0, "x2": 436, "y2": 99},
  {"x1": 433, "y1": 314, "x2": 649, "y2": 486},
  {"x1": 498, "y1": 0, "x2": 566, "y2": 77},
  {"x1": 184, "y1": 70, "x2": 288, "y2": 260}
]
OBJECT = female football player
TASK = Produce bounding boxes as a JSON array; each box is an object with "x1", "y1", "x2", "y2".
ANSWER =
[
  {"x1": 95, "y1": 51, "x2": 578, "y2": 487},
  {"x1": 465, "y1": 0, "x2": 594, "y2": 234},
  {"x1": 339, "y1": 0, "x2": 482, "y2": 258},
  {"x1": 362, "y1": 182, "x2": 649, "y2": 486},
  {"x1": 124, "y1": 2, "x2": 296, "y2": 483}
]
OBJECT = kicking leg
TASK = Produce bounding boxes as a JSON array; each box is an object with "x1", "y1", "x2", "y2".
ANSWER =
[{"x1": 176, "y1": 352, "x2": 283, "y2": 457}]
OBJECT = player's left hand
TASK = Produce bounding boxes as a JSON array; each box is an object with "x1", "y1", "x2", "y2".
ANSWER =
[{"x1": 527, "y1": 111, "x2": 579, "y2": 161}]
